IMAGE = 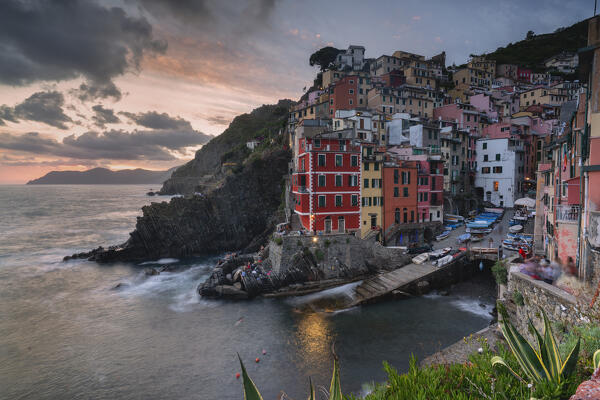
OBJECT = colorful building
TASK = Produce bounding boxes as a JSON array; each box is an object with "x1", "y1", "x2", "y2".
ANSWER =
[
  {"x1": 292, "y1": 131, "x2": 361, "y2": 234},
  {"x1": 360, "y1": 145, "x2": 384, "y2": 239}
]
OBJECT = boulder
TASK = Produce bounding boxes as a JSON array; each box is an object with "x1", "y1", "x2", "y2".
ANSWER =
[
  {"x1": 215, "y1": 285, "x2": 249, "y2": 300},
  {"x1": 144, "y1": 268, "x2": 160, "y2": 276}
]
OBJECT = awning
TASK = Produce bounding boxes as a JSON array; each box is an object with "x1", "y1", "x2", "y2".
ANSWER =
[{"x1": 514, "y1": 197, "x2": 536, "y2": 208}]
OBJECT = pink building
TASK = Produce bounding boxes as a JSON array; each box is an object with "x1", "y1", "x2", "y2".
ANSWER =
[
  {"x1": 433, "y1": 103, "x2": 481, "y2": 133},
  {"x1": 470, "y1": 93, "x2": 499, "y2": 121}
]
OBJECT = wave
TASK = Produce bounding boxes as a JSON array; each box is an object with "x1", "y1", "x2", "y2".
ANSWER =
[
  {"x1": 139, "y1": 258, "x2": 179, "y2": 265},
  {"x1": 449, "y1": 297, "x2": 494, "y2": 319}
]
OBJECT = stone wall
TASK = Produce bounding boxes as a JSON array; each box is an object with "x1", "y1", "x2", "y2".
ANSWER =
[
  {"x1": 503, "y1": 271, "x2": 591, "y2": 339},
  {"x1": 268, "y1": 233, "x2": 410, "y2": 279}
]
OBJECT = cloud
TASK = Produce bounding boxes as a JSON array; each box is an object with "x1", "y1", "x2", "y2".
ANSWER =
[
  {"x1": 0, "y1": 91, "x2": 72, "y2": 129},
  {"x1": 92, "y1": 105, "x2": 120, "y2": 128},
  {"x1": 204, "y1": 115, "x2": 232, "y2": 126},
  {"x1": 0, "y1": 0, "x2": 166, "y2": 100},
  {"x1": 0, "y1": 128, "x2": 212, "y2": 161},
  {"x1": 73, "y1": 81, "x2": 124, "y2": 102},
  {"x1": 119, "y1": 111, "x2": 193, "y2": 130},
  {"x1": 411, "y1": 15, "x2": 422, "y2": 21}
]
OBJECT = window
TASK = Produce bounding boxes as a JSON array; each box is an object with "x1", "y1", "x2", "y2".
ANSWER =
[
  {"x1": 335, "y1": 175, "x2": 342, "y2": 186},
  {"x1": 495, "y1": 153, "x2": 500, "y2": 161},
  {"x1": 335, "y1": 154, "x2": 343, "y2": 167},
  {"x1": 335, "y1": 195, "x2": 342, "y2": 207},
  {"x1": 493, "y1": 181, "x2": 499, "y2": 191},
  {"x1": 482, "y1": 167, "x2": 490, "y2": 174},
  {"x1": 314, "y1": 139, "x2": 321, "y2": 148},
  {"x1": 423, "y1": 192, "x2": 428, "y2": 201},
  {"x1": 394, "y1": 187, "x2": 399, "y2": 197},
  {"x1": 483, "y1": 154, "x2": 488, "y2": 162},
  {"x1": 403, "y1": 187, "x2": 409, "y2": 197},
  {"x1": 318, "y1": 154, "x2": 326, "y2": 166},
  {"x1": 493, "y1": 166, "x2": 503, "y2": 173},
  {"x1": 349, "y1": 89, "x2": 354, "y2": 94},
  {"x1": 410, "y1": 210, "x2": 414, "y2": 222},
  {"x1": 364, "y1": 162, "x2": 369, "y2": 171},
  {"x1": 351, "y1": 194, "x2": 358, "y2": 206},
  {"x1": 364, "y1": 179, "x2": 369, "y2": 188},
  {"x1": 318, "y1": 175, "x2": 326, "y2": 186},
  {"x1": 349, "y1": 175, "x2": 358, "y2": 186},
  {"x1": 374, "y1": 163, "x2": 379, "y2": 171},
  {"x1": 339, "y1": 140, "x2": 346, "y2": 151},
  {"x1": 394, "y1": 169, "x2": 399, "y2": 184},
  {"x1": 395, "y1": 208, "x2": 400, "y2": 223},
  {"x1": 318, "y1": 195, "x2": 326, "y2": 207},
  {"x1": 351, "y1": 155, "x2": 358, "y2": 167}
]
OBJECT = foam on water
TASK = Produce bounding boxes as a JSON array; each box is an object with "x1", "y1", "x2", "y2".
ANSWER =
[
  {"x1": 449, "y1": 297, "x2": 494, "y2": 320},
  {"x1": 139, "y1": 258, "x2": 180, "y2": 265},
  {"x1": 285, "y1": 280, "x2": 362, "y2": 307}
]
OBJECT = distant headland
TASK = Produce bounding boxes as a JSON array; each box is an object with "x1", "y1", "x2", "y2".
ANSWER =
[{"x1": 27, "y1": 167, "x2": 175, "y2": 185}]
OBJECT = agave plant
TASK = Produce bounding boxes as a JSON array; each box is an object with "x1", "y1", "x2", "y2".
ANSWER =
[
  {"x1": 595, "y1": 349, "x2": 600, "y2": 370},
  {"x1": 237, "y1": 352, "x2": 342, "y2": 399},
  {"x1": 491, "y1": 303, "x2": 580, "y2": 385}
]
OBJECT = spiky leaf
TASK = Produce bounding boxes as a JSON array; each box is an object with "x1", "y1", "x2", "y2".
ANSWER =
[
  {"x1": 329, "y1": 357, "x2": 343, "y2": 400},
  {"x1": 491, "y1": 355, "x2": 527, "y2": 383},
  {"x1": 594, "y1": 349, "x2": 600, "y2": 370},
  {"x1": 559, "y1": 338, "x2": 580, "y2": 380},
  {"x1": 307, "y1": 377, "x2": 315, "y2": 400},
  {"x1": 237, "y1": 354, "x2": 263, "y2": 400},
  {"x1": 541, "y1": 309, "x2": 562, "y2": 381}
]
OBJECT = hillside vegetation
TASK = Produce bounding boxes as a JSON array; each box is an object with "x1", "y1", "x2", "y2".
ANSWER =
[
  {"x1": 160, "y1": 99, "x2": 293, "y2": 194},
  {"x1": 483, "y1": 18, "x2": 588, "y2": 71}
]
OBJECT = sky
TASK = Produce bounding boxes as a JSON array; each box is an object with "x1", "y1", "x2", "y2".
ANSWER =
[{"x1": 0, "y1": 0, "x2": 594, "y2": 183}]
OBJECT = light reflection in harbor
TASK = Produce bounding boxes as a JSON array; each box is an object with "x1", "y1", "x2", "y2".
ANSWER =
[{"x1": 295, "y1": 312, "x2": 334, "y2": 369}]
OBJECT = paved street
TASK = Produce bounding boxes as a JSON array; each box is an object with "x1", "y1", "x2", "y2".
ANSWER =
[{"x1": 431, "y1": 209, "x2": 533, "y2": 254}]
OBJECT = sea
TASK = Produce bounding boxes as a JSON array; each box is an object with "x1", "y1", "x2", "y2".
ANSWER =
[{"x1": 0, "y1": 185, "x2": 496, "y2": 400}]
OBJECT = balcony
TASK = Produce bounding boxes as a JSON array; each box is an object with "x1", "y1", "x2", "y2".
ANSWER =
[{"x1": 556, "y1": 205, "x2": 580, "y2": 223}]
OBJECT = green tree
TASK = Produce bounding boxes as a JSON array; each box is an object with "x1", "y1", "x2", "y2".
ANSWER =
[
  {"x1": 309, "y1": 46, "x2": 341, "y2": 71},
  {"x1": 526, "y1": 30, "x2": 535, "y2": 40}
]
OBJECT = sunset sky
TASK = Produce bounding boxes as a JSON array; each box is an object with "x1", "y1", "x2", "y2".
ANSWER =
[{"x1": 0, "y1": 0, "x2": 592, "y2": 183}]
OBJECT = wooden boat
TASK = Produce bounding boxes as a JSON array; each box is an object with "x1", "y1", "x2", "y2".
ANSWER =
[
  {"x1": 470, "y1": 234, "x2": 485, "y2": 242},
  {"x1": 502, "y1": 238, "x2": 530, "y2": 252},
  {"x1": 457, "y1": 233, "x2": 471, "y2": 243},
  {"x1": 434, "y1": 254, "x2": 453, "y2": 267},
  {"x1": 412, "y1": 253, "x2": 429, "y2": 265},
  {"x1": 466, "y1": 227, "x2": 492, "y2": 234},
  {"x1": 436, "y1": 231, "x2": 450, "y2": 241},
  {"x1": 429, "y1": 247, "x2": 452, "y2": 260},
  {"x1": 509, "y1": 224, "x2": 523, "y2": 233}
]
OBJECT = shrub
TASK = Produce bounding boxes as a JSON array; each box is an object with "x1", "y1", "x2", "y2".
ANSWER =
[
  {"x1": 492, "y1": 259, "x2": 508, "y2": 285},
  {"x1": 560, "y1": 323, "x2": 600, "y2": 371},
  {"x1": 512, "y1": 290, "x2": 524, "y2": 306},
  {"x1": 324, "y1": 239, "x2": 331, "y2": 248},
  {"x1": 314, "y1": 249, "x2": 324, "y2": 261},
  {"x1": 273, "y1": 237, "x2": 282, "y2": 246},
  {"x1": 491, "y1": 303, "x2": 580, "y2": 397},
  {"x1": 296, "y1": 240, "x2": 302, "y2": 247}
]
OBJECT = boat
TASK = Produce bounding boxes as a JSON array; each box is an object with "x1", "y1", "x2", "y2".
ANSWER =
[
  {"x1": 484, "y1": 207, "x2": 504, "y2": 215},
  {"x1": 436, "y1": 231, "x2": 450, "y2": 241},
  {"x1": 457, "y1": 233, "x2": 471, "y2": 243},
  {"x1": 466, "y1": 221, "x2": 492, "y2": 229},
  {"x1": 434, "y1": 254, "x2": 453, "y2": 267},
  {"x1": 509, "y1": 224, "x2": 523, "y2": 233},
  {"x1": 507, "y1": 233, "x2": 533, "y2": 243},
  {"x1": 412, "y1": 253, "x2": 429, "y2": 265},
  {"x1": 429, "y1": 247, "x2": 452, "y2": 260},
  {"x1": 502, "y1": 238, "x2": 531, "y2": 252},
  {"x1": 470, "y1": 234, "x2": 485, "y2": 242},
  {"x1": 508, "y1": 218, "x2": 519, "y2": 226},
  {"x1": 444, "y1": 214, "x2": 465, "y2": 222},
  {"x1": 466, "y1": 227, "x2": 492, "y2": 234}
]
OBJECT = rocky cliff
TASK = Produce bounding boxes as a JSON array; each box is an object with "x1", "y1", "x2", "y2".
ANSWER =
[{"x1": 69, "y1": 148, "x2": 290, "y2": 263}]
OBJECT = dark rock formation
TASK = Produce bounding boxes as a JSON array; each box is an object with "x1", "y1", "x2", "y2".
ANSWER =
[
  {"x1": 70, "y1": 149, "x2": 291, "y2": 263},
  {"x1": 27, "y1": 167, "x2": 174, "y2": 185}
]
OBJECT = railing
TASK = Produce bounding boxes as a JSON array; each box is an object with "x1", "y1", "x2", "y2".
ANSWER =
[{"x1": 555, "y1": 205, "x2": 580, "y2": 222}]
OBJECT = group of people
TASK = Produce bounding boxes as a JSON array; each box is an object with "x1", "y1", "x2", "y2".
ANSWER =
[{"x1": 518, "y1": 255, "x2": 582, "y2": 295}]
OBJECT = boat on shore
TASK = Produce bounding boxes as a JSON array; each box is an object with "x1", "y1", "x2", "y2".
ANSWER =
[
  {"x1": 502, "y1": 238, "x2": 531, "y2": 252},
  {"x1": 412, "y1": 253, "x2": 429, "y2": 264},
  {"x1": 429, "y1": 247, "x2": 452, "y2": 260},
  {"x1": 436, "y1": 231, "x2": 450, "y2": 241},
  {"x1": 509, "y1": 224, "x2": 523, "y2": 233}
]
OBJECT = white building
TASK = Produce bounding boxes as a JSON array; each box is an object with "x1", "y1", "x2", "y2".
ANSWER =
[
  {"x1": 544, "y1": 52, "x2": 579, "y2": 74},
  {"x1": 335, "y1": 45, "x2": 366, "y2": 71},
  {"x1": 474, "y1": 137, "x2": 525, "y2": 208}
]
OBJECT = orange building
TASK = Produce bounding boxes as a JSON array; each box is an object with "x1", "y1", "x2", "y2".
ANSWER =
[{"x1": 382, "y1": 160, "x2": 418, "y2": 245}]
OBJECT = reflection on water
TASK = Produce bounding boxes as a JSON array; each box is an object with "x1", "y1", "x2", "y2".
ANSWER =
[
  {"x1": 296, "y1": 312, "x2": 332, "y2": 367},
  {"x1": 0, "y1": 185, "x2": 496, "y2": 400}
]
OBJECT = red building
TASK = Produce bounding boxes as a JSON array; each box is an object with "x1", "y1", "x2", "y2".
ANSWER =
[
  {"x1": 292, "y1": 131, "x2": 361, "y2": 233},
  {"x1": 382, "y1": 160, "x2": 418, "y2": 244},
  {"x1": 517, "y1": 67, "x2": 532, "y2": 83},
  {"x1": 329, "y1": 75, "x2": 358, "y2": 117},
  {"x1": 381, "y1": 69, "x2": 406, "y2": 88}
]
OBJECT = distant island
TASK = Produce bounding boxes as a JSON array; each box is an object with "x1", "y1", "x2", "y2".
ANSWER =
[{"x1": 27, "y1": 167, "x2": 175, "y2": 185}]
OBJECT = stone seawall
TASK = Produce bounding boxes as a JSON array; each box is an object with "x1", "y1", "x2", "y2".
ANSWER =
[{"x1": 502, "y1": 271, "x2": 591, "y2": 340}]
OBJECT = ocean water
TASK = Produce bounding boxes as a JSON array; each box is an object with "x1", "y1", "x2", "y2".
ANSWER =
[{"x1": 0, "y1": 185, "x2": 495, "y2": 400}]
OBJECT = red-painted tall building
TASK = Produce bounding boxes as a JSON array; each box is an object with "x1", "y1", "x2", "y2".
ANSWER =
[
  {"x1": 329, "y1": 75, "x2": 358, "y2": 117},
  {"x1": 292, "y1": 131, "x2": 361, "y2": 233}
]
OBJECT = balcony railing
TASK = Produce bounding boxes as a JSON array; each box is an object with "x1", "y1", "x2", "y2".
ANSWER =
[{"x1": 556, "y1": 205, "x2": 580, "y2": 222}]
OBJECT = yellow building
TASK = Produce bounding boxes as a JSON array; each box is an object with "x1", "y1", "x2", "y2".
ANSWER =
[
  {"x1": 519, "y1": 87, "x2": 569, "y2": 109},
  {"x1": 453, "y1": 67, "x2": 492, "y2": 89},
  {"x1": 468, "y1": 56, "x2": 496, "y2": 77},
  {"x1": 361, "y1": 146, "x2": 384, "y2": 240}
]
